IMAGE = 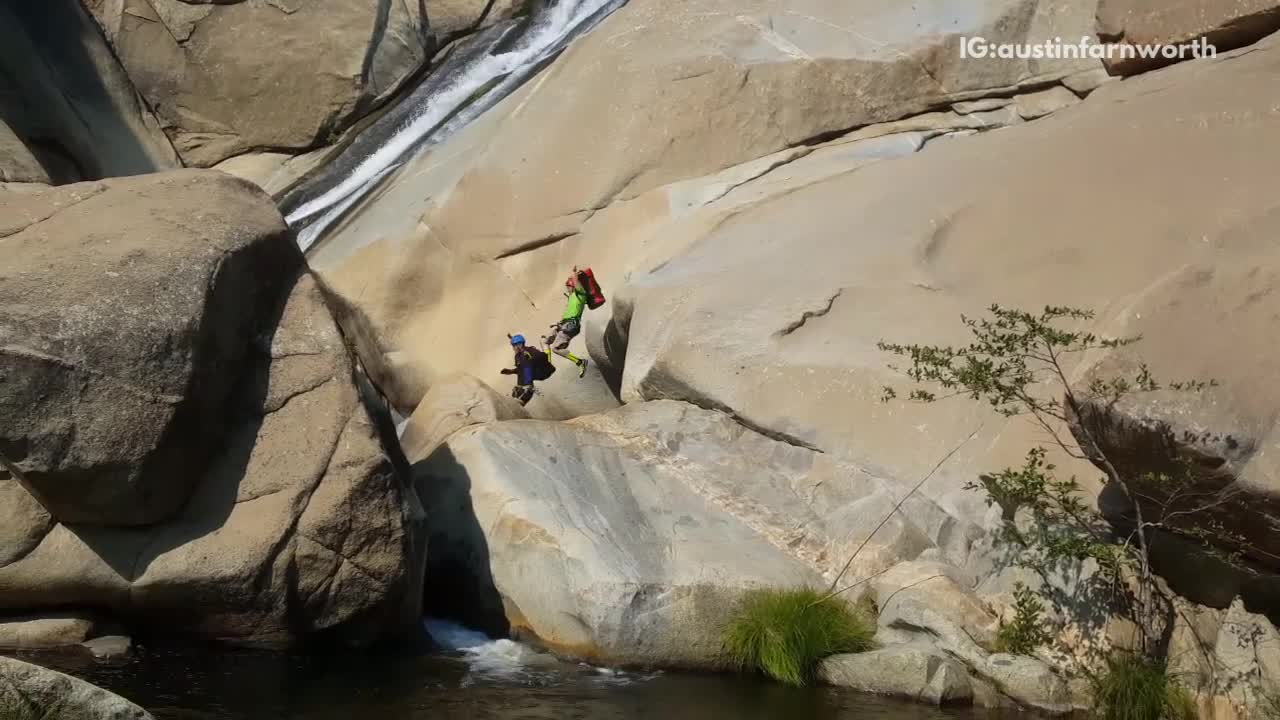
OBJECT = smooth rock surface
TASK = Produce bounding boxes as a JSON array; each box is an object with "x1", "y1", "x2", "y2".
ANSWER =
[
  {"x1": 400, "y1": 374, "x2": 529, "y2": 463},
  {"x1": 0, "y1": 656, "x2": 151, "y2": 719},
  {"x1": 311, "y1": 0, "x2": 1103, "y2": 414},
  {"x1": 982, "y1": 654, "x2": 1082, "y2": 714},
  {"x1": 0, "y1": 613, "x2": 98, "y2": 649},
  {"x1": 82, "y1": 635, "x2": 133, "y2": 660},
  {"x1": 428, "y1": 0, "x2": 532, "y2": 40},
  {"x1": 418, "y1": 400, "x2": 833, "y2": 666},
  {"x1": 820, "y1": 644, "x2": 974, "y2": 705},
  {"x1": 872, "y1": 561, "x2": 1000, "y2": 653},
  {"x1": 606, "y1": 33, "x2": 1280, "y2": 555},
  {"x1": 1013, "y1": 86, "x2": 1081, "y2": 119}
]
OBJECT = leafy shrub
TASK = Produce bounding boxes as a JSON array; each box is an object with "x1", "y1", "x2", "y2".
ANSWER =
[
  {"x1": 995, "y1": 582, "x2": 1054, "y2": 655},
  {"x1": 722, "y1": 587, "x2": 876, "y2": 686}
]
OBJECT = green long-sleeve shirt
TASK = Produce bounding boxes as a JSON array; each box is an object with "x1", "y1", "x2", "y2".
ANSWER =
[{"x1": 562, "y1": 289, "x2": 587, "y2": 321}]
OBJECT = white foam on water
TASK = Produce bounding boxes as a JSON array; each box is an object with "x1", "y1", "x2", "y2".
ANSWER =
[
  {"x1": 424, "y1": 618, "x2": 552, "y2": 684},
  {"x1": 286, "y1": 0, "x2": 618, "y2": 244},
  {"x1": 294, "y1": 165, "x2": 395, "y2": 252},
  {"x1": 422, "y1": 618, "x2": 659, "y2": 687}
]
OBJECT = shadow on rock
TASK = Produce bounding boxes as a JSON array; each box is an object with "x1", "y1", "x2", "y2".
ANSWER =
[{"x1": 413, "y1": 445, "x2": 509, "y2": 639}]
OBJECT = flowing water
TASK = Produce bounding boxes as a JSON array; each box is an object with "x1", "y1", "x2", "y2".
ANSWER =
[
  {"x1": 282, "y1": 0, "x2": 627, "y2": 253},
  {"x1": 25, "y1": 620, "x2": 981, "y2": 719}
]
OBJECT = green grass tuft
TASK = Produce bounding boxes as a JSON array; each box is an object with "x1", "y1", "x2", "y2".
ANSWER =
[
  {"x1": 722, "y1": 587, "x2": 876, "y2": 687},
  {"x1": 1095, "y1": 654, "x2": 1197, "y2": 720}
]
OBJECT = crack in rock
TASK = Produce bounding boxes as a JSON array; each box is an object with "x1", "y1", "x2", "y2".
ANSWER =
[
  {"x1": 491, "y1": 229, "x2": 581, "y2": 260},
  {"x1": 776, "y1": 289, "x2": 843, "y2": 337}
]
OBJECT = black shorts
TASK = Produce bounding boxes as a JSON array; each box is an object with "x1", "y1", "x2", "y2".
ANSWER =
[{"x1": 551, "y1": 318, "x2": 581, "y2": 346}]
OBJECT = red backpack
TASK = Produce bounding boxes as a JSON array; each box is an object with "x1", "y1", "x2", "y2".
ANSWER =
[{"x1": 569, "y1": 267, "x2": 606, "y2": 310}]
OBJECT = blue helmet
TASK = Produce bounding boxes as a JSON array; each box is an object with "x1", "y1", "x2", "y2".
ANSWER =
[{"x1": 510, "y1": 334, "x2": 526, "y2": 346}]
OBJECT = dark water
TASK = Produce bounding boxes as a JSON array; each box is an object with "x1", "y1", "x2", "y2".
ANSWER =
[{"x1": 23, "y1": 642, "x2": 979, "y2": 720}]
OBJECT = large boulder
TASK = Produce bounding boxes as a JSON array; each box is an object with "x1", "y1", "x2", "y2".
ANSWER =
[
  {"x1": 0, "y1": 272, "x2": 422, "y2": 647},
  {"x1": 0, "y1": 656, "x2": 151, "y2": 720},
  {"x1": 1097, "y1": 0, "x2": 1280, "y2": 74},
  {"x1": 309, "y1": 0, "x2": 1104, "y2": 416},
  {"x1": 0, "y1": 171, "x2": 299, "y2": 526},
  {"x1": 85, "y1": 0, "x2": 433, "y2": 167},
  {"x1": 0, "y1": 0, "x2": 179, "y2": 182},
  {"x1": 0, "y1": 173, "x2": 422, "y2": 647},
  {"x1": 400, "y1": 373, "x2": 529, "y2": 463},
  {"x1": 819, "y1": 644, "x2": 974, "y2": 705},
  {"x1": 417, "y1": 399, "x2": 984, "y2": 666}
]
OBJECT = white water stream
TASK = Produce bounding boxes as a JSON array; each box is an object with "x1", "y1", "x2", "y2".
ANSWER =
[{"x1": 286, "y1": 0, "x2": 624, "y2": 252}]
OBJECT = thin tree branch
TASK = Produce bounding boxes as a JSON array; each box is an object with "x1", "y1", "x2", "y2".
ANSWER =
[{"x1": 815, "y1": 426, "x2": 983, "y2": 604}]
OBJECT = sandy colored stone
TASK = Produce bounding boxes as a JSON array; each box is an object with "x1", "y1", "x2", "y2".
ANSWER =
[
  {"x1": 0, "y1": 171, "x2": 298, "y2": 526},
  {"x1": 310, "y1": 0, "x2": 1103, "y2": 415},
  {"x1": 0, "y1": 477, "x2": 53, "y2": 568},
  {"x1": 428, "y1": 0, "x2": 531, "y2": 40},
  {"x1": 1013, "y1": 86, "x2": 1081, "y2": 119},
  {"x1": 820, "y1": 644, "x2": 974, "y2": 705},
  {"x1": 82, "y1": 635, "x2": 133, "y2": 660},
  {"x1": 400, "y1": 373, "x2": 529, "y2": 463},
  {"x1": 87, "y1": 0, "x2": 432, "y2": 166},
  {"x1": 0, "y1": 274, "x2": 421, "y2": 648},
  {"x1": 604, "y1": 33, "x2": 1280, "y2": 554},
  {"x1": 213, "y1": 146, "x2": 334, "y2": 198},
  {"x1": 418, "y1": 400, "x2": 839, "y2": 666},
  {"x1": 0, "y1": 656, "x2": 151, "y2": 720},
  {"x1": 1097, "y1": 0, "x2": 1280, "y2": 74},
  {"x1": 982, "y1": 654, "x2": 1082, "y2": 714},
  {"x1": 0, "y1": 613, "x2": 99, "y2": 649},
  {"x1": 874, "y1": 561, "x2": 1001, "y2": 654}
]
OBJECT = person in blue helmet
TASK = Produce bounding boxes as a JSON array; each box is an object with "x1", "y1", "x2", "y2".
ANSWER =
[{"x1": 501, "y1": 334, "x2": 555, "y2": 406}]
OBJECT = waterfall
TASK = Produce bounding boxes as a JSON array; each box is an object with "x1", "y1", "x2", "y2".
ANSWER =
[{"x1": 284, "y1": 0, "x2": 627, "y2": 253}]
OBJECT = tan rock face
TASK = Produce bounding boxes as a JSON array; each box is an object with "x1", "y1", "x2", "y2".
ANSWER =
[
  {"x1": 0, "y1": 613, "x2": 99, "y2": 650},
  {"x1": 609, "y1": 35, "x2": 1280, "y2": 553},
  {"x1": 311, "y1": 0, "x2": 1102, "y2": 419},
  {"x1": 0, "y1": 172, "x2": 420, "y2": 646},
  {"x1": 0, "y1": 172, "x2": 298, "y2": 526},
  {"x1": 0, "y1": 273, "x2": 421, "y2": 647},
  {"x1": 0, "y1": 656, "x2": 152, "y2": 720},
  {"x1": 1096, "y1": 0, "x2": 1280, "y2": 74},
  {"x1": 0, "y1": 0, "x2": 179, "y2": 181},
  {"x1": 88, "y1": 0, "x2": 432, "y2": 166},
  {"x1": 400, "y1": 373, "x2": 529, "y2": 463},
  {"x1": 415, "y1": 399, "x2": 989, "y2": 665},
  {"x1": 422, "y1": 0, "x2": 1100, "y2": 254},
  {"x1": 417, "y1": 400, "x2": 827, "y2": 666},
  {"x1": 428, "y1": 0, "x2": 532, "y2": 40}
]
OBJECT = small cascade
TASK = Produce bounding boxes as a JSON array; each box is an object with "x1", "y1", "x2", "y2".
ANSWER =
[{"x1": 283, "y1": 0, "x2": 627, "y2": 253}]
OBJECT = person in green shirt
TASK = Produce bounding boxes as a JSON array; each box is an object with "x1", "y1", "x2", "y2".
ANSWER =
[{"x1": 544, "y1": 271, "x2": 590, "y2": 378}]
